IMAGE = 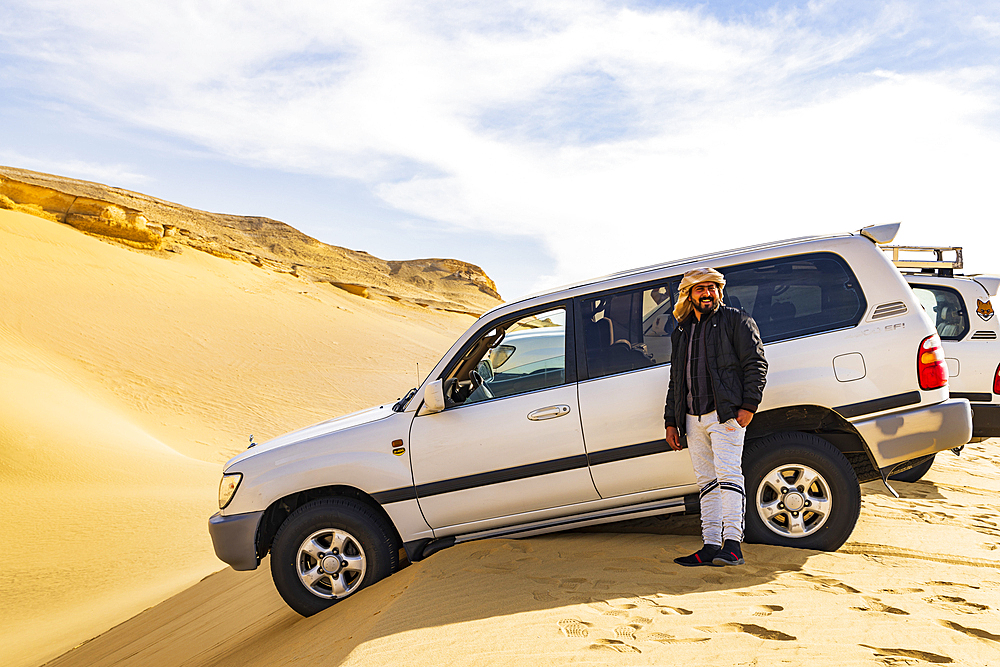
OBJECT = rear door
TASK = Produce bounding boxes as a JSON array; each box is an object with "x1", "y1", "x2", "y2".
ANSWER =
[{"x1": 575, "y1": 280, "x2": 699, "y2": 499}]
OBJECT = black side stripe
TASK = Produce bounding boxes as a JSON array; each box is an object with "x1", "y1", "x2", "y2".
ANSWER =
[
  {"x1": 952, "y1": 392, "x2": 993, "y2": 403},
  {"x1": 587, "y1": 439, "x2": 672, "y2": 466},
  {"x1": 376, "y1": 454, "x2": 594, "y2": 504},
  {"x1": 373, "y1": 439, "x2": 682, "y2": 506},
  {"x1": 371, "y1": 487, "x2": 418, "y2": 505},
  {"x1": 700, "y1": 480, "x2": 720, "y2": 498},
  {"x1": 372, "y1": 439, "x2": 692, "y2": 505},
  {"x1": 835, "y1": 391, "x2": 921, "y2": 419},
  {"x1": 415, "y1": 454, "x2": 590, "y2": 498}
]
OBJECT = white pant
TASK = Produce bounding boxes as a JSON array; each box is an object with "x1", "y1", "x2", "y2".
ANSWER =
[{"x1": 686, "y1": 411, "x2": 746, "y2": 544}]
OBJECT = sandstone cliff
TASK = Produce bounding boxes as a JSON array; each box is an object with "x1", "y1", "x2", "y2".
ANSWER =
[{"x1": 0, "y1": 166, "x2": 502, "y2": 314}]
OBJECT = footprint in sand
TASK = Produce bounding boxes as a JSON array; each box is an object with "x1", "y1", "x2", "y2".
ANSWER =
[
  {"x1": 614, "y1": 623, "x2": 646, "y2": 641},
  {"x1": 624, "y1": 595, "x2": 693, "y2": 615},
  {"x1": 850, "y1": 597, "x2": 909, "y2": 615},
  {"x1": 728, "y1": 588, "x2": 781, "y2": 597},
  {"x1": 658, "y1": 606, "x2": 694, "y2": 616},
  {"x1": 751, "y1": 604, "x2": 784, "y2": 617},
  {"x1": 587, "y1": 600, "x2": 635, "y2": 617},
  {"x1": 558, "y1": 618, "x2": 593, "y2": 638},
  {"x1": 645, "y1": 632, "x2": 710, "y2": 644},
  {"x1": 926, "y1": 581, "x2": 980, "y2": 589},
  {"x1": 590, "y1": 638, "x2": 641, "y2": 653},
  {"x1": 923, "y1": 595, "x2": 990, "y2": 614},
  {"x1": 787, "y1": 572, "x2": 861, "y2": 594},
  {"x1": 532, "y1": 590, "x2": 557, "y2": 602},
  {"x1": 859, "y1": 644, "x2": 953, "y2": 664},
  {"x1": 467, "y1": 548, "x2": 497, "y2": 560},
  {"x1": 878, "y1": 588, "x2": 925, "y2": 594},
  {"x1": 937, "y1": 619, "x2": 1000, "y2": 642},
  {"x1": 696, "y1": 623, "x2": 796, "y2": 641},
  {"x1": 558, "y1": 577, "x2": 588, "y2": 590}
]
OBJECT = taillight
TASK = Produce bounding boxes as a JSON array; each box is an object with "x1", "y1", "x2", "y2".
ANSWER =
[
  {"x1": 994, "y1": 362, "x2": 1000, "y2": 395},
  {"x1": 918, "y1": 334, "x2": 948, "y2": 390}
]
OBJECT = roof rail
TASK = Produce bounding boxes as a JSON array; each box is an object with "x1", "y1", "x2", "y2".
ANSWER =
[{"x1": 882, "y1": 245, "x2": 963, "y2": 272}]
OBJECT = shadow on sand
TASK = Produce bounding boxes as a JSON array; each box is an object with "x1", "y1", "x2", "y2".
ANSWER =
[{"x1": 47, "y1": 514, "x2": 815, "y2": 667}]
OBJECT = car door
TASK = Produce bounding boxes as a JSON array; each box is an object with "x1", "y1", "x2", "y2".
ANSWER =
[
  {"x1": 575, "y1": 281, "x2": 700, "y2": 499},
  {"x1": 408, "y1": 304, "x2": 599, "y2": 531}
]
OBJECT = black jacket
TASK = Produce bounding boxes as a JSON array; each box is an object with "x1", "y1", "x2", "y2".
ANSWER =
[{"x1": 663, "y1": 305, "x2": 767, "y2": 435}]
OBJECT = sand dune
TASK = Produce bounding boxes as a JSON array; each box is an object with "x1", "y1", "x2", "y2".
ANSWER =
[
  {"x1": 0, "y1": 165, "x2": 502, "y2": 315},
  {"x1": 3, "y1": 187, "x2": 1000, "y2": 667},
  {"x1": 0, "y1": 206, "x2": 480, "y2": 667}
]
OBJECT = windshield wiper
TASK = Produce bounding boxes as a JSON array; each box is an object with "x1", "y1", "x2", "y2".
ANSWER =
[{"x1": 393, "y1": 386, "x2": 418, "y2": 412}]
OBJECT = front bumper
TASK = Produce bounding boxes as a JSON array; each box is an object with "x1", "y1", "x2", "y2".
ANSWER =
[
  {"x1": 852, "y1": 398, "x2": 973, "y2": 469},
  {"x1": 971, "y1": 402, "x2": 1000, "y2": 439},
  {"x1": 208, "y1": 510, "x2": 265, "y2": 571}
]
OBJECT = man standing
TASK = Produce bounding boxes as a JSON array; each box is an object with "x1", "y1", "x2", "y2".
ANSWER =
[{"x1": 664, "y1": 268, "x2": 767, "y2": 567}]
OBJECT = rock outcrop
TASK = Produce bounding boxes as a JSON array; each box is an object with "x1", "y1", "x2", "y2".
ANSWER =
[{"x1": 0, "y1": 166, "x2": 502, "y2": 314}]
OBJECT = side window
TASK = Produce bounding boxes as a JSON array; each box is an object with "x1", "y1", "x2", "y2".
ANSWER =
[
  {"x1": 461, "y1": 308, "x2": 567, "y2": 405},
  {"x1": 720, "y1": 254, "x2": 866, "y2": 344},
  {"x1": 910, "y1": 285, "x2": 969, "y2": 340},
  {"x1": 579, "y1": 281, "x2": 677, "y2": 380}
]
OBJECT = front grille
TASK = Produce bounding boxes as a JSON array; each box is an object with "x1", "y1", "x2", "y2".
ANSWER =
[{"x1": 871, "y1": 301, "x2": 908, "y2": 320}]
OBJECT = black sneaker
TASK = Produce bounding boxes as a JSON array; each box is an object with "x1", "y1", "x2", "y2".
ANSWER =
[
  {"x1": 674, "y1": 544, "x2": 720, "y2": 567},
  {"x1": 712, "y1": 540, "x2": 744, "y2": 566}
]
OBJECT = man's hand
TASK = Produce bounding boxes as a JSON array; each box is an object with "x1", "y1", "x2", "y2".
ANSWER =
[
  {"x1": 736, "y1": 409, "x2": 753, "y2": 428},
  {"x1": 665, "y1": 426, "x2": 682, "y2": 451}
]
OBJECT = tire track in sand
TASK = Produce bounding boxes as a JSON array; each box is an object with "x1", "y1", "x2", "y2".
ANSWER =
[{"x1": 840, "y1": 543, "x2": 1000, "y2": 569}]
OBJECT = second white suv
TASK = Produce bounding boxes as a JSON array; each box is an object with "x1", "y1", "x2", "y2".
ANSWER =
[
  {"x1": 209, "y1": 223, "x2": 973, "y2": 616},
  {"x1": 883, "y1": 245, "x2": 1000, "y2": 481}
]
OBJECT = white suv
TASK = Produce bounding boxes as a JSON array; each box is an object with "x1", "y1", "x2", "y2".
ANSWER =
[
  {"x1": 209, "y1": 223, "x2": 972, "y2": 616},
  {"x1": 882, "y1": 245, "x2": 1000, "y2": 481}
]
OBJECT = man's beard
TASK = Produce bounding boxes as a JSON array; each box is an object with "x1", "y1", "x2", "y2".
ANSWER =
[{"x1": 693, "y1": 296, "x2": 719, "y2": 315}]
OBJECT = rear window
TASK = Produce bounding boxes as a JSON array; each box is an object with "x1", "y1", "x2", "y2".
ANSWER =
[
  {"x1": 909, "y1": 284, "x2": 969, "y2": 340},
  {"x1": 720, "y1": 253, "x2": 866, "y2": 344}
]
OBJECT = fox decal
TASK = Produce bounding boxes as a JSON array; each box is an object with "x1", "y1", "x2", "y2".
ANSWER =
[{"x1": 978, "y1": 299, "x2": 995, "y2": 321}]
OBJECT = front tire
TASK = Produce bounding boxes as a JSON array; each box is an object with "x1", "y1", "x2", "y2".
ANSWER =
[
  {"x1": 743, "y1": 432, "x2": 860, "y2": 551},
  {"x1": 270, "y1": 498, "x2": 399, "y2": 616}
]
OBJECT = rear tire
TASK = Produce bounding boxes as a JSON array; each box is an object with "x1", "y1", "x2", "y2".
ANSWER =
[
  {"x1": 743, "y1": 432, "x2": 860, "y2": 551},
  {"x1": 888, "y1": 454, "x2": 935, "y2": 482},
  {"x1": 270, "y1": 498, "x2": 399, "y2": 616}
]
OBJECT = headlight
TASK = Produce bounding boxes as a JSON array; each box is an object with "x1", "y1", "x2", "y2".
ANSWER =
[{"x1": 219, "y1": 473, "x2": 243, "y2": 509}]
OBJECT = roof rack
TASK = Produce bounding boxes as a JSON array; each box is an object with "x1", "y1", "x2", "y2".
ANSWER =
[{"x1": 882, "y1": 245, "x2": 963, "y2": 274}]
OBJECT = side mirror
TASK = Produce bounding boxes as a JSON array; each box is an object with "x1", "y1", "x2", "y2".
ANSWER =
[{"x1": 423, "y1": 379, "x2": 446, "y2": 414}]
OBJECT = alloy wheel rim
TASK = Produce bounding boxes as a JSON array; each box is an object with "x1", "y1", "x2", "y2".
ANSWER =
[
  {"x1": 295, "y1": 528, "x2": 367, "y2": 599},
  {"x1": 755, "y1": 463, "x2": 833, "y2": 538}
]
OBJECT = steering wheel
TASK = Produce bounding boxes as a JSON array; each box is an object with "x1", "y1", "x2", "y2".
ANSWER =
[{"x1": 469, "y1": 369, "x2": 484, "y2": 392}]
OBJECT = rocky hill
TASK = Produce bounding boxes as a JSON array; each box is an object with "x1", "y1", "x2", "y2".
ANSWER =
[{"x1": 0, "y1": 166, "x2": 502, "y2": 315}]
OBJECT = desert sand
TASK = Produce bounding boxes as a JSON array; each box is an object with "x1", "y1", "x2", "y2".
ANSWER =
[
  {"x1": 2, "y1": 182, "x2": 999, "y2": 667},
  {"x1": 0, "y1": 202, "x2": 484, "y2": 667}
]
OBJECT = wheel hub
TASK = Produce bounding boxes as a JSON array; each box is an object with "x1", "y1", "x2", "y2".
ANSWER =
[
  {"x1": 320, "y1": 555, "x2": 345, "y2": 573},
  {"x1": 783, "y1": 491, "x2": 806, "y2": 512}
]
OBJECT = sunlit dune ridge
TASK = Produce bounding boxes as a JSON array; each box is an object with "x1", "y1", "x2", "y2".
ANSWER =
[{"x1": 0, "y1": 206, "x2": 480, "y2": 667}]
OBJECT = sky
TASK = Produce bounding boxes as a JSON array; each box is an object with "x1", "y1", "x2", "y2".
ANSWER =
[{"x1": 2, "y1": 0, "x2": 999, "y2": 300}]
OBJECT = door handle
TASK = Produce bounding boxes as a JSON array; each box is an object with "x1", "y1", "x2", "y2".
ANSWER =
[{"x1": 527, "y1": 405, "x2": 571, "y2": 421}]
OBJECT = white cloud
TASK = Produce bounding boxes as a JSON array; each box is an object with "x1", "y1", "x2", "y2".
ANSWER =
[
  {"x1": 3, "y1": 1, "x2": 1000, "y2": 296},
  {"x1": 0, "y1": 150, "x2": 151, "y2": 187}
]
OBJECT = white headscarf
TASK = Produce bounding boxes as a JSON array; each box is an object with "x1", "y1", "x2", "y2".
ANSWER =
[{"x1": 673, "y1": 267, "x2": 726, "y2": 322}]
